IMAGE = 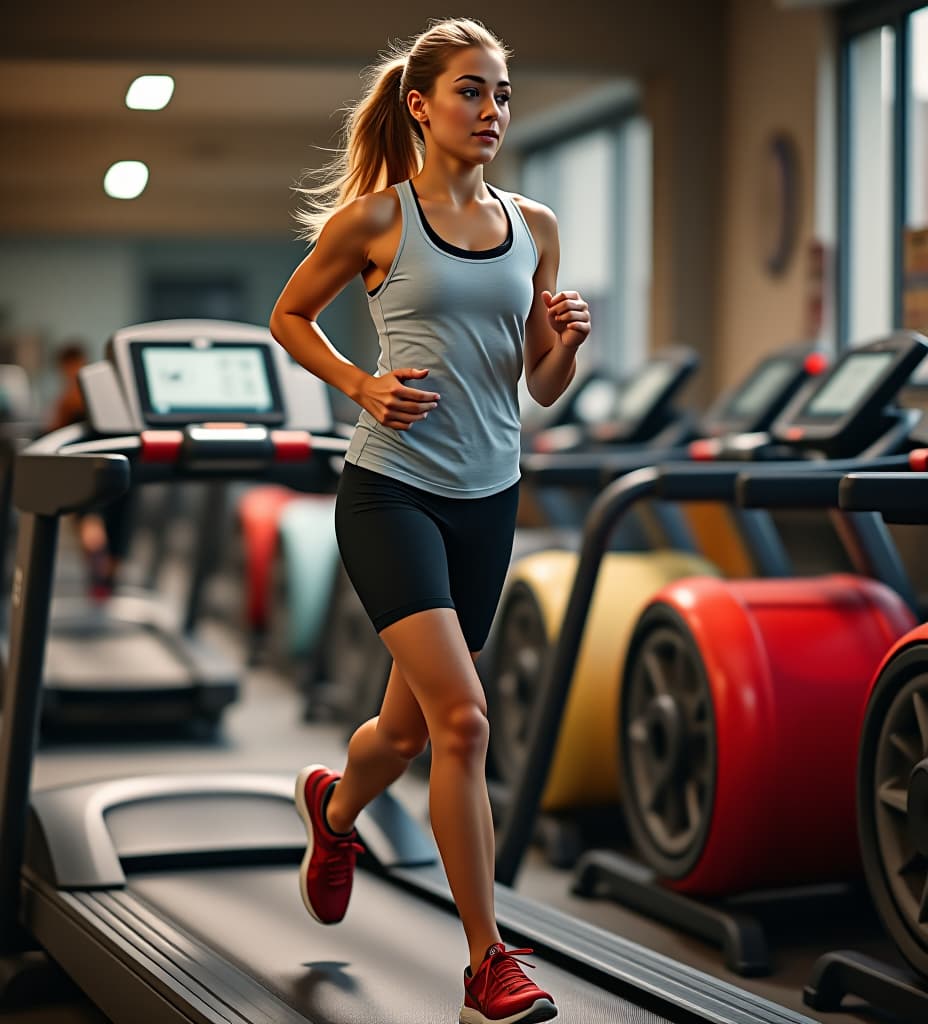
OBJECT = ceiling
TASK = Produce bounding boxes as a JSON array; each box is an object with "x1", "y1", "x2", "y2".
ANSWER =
[{"x1": 0, "y1": 58, "x2": 621, "y2": 238}]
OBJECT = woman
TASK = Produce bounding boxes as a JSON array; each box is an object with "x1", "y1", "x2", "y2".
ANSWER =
[{"x1": 270, "y1": 17, "x2": 590, "y2": 1024}]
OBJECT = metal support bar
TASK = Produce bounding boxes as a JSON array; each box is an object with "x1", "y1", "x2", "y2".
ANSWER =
[
  {"x1": 495, "y1": 467, "x2": 660, "y2": 885},
  {"x1": 829, "y1": 508, "x2": 920, "y2": 615},
  {"x1": 0, "y1": 514, "x2": 60, "y2": 951},
  {"x1": 182, "y1": 482, "x2": 227, "y2": 636}
]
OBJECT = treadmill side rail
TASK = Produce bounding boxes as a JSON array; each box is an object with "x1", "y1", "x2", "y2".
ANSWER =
[{"x1": 28, "y1": 774, "x2": 437, "y2": 889}]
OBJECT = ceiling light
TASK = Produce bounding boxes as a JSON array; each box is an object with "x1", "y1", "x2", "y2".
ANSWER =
[
  {"x1": 104, "y1": 161, "x2": 150, "y2": 200},
  {"x1": 126, "y1": 75, "x2": 175, "y2": 111}
]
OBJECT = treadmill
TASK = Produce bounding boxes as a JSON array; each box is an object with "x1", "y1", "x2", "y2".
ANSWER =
[
  {"x1": 35, "y1": 320, "x2": 338, "y2": 734},
  {"x1": 494, "y1": 331, "x2": 928, "y2": 967},
  {"x1": 0, "y1": 321, "x2": 815, "y2": 1024}
]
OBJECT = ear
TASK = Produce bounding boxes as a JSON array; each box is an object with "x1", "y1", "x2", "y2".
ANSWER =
[{"x1": 406, "y1": 90, "x2": 430, "y2": 127}]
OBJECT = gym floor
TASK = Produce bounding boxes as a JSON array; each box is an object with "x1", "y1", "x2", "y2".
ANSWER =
[{"x1": 2, "y1": 540, "x2": 907, "y2": 1024}]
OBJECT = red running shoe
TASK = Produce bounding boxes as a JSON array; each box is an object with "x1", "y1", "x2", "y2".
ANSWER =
[
  {"x1": 461, "y1": 944, "x2": 557, "y2": 1023},
  {"x1": 294, "y1": 764, "x2": 363, "y2": 924}
]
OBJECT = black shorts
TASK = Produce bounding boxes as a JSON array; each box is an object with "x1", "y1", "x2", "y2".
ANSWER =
[{"x1": 335, "y1": 461, "x2": 519, "y2": 652}]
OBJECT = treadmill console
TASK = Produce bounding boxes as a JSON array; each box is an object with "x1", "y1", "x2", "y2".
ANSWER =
[
  {"x1": 769, "y1": 332, "x2": 928, "y2": 454},
  {"x1": 702, "y1": 348, "x2": 824, "y2": 437},
  {"x1": 131, "y1": 341, "x2": 284, "y2": 426},
  {"x1": 604, "y1": 347, "x2": 698, "y2": 443},
  {"x1": 85, "y1": 320, "x2": 333, "y2": 435}
]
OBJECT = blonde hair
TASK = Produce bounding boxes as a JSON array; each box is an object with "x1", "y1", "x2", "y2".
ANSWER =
[{"x1": 294, "y1": 18, "x2": 511, "y2": 242}]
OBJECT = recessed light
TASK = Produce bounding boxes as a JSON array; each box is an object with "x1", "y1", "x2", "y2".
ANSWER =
[
  {"x1": 126, "y1": 75, "x2": 175, "y2": 111},
  {"x1": 104, "y1": 161, "x2": 150, "y2": 200}
]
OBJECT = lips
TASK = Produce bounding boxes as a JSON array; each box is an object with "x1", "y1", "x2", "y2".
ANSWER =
[{"x1": 473, "y1": 132, "x2": 498, "y2": 142}]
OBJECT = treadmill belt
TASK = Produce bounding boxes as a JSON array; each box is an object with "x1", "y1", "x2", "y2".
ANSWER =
[
  {"x1": 44, "y1": 628, "x2": 190, "y2": 688},
  {"x1": 130, "y1": 865, "x2": 676, "y2": 1024}
]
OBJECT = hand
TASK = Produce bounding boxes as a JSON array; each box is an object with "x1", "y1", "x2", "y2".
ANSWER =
[
  {"x1": 359, "y1": 367, "x2": 440, "y2": 431},
  {"x1": 542, "y1": 290, "x2": 591, "y2": 351}
]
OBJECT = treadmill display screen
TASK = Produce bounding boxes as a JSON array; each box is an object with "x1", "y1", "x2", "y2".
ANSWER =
[
  {"x1": 724, "y1": 358, "x2": 796, "y2": 419},
  {"x1": 615, "y1": 362, "x2": 674, "y2": 422},
  {"x1": 132, "y1": 341, "x2": 284, "y2": 423},
  {"x1": 802, "y1": 351, "x2": 894, "y2": 418}
]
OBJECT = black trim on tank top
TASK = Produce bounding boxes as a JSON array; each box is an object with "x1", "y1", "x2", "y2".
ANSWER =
[
  {"x1": 410, "y1": 181, "x2": 513, "y2": 260},
  {"x1": 366, "y1": 182, "x2": 514, "y2": 297}
]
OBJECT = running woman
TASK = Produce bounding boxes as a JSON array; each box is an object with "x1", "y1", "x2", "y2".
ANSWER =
[{"x1": 270, "y1": 17, "x2": 591, "y2": 1023}]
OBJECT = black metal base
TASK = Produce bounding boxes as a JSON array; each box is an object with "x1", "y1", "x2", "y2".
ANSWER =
[
  {"x1": 805, "y1": 949, "x2": 928, "y2": 1019},
  {"x1": 572, "y1": 849, "x2": 770, "y2": 976}
]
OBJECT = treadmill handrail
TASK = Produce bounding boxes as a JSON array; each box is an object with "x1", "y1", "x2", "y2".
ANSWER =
[
  {"x1": 13, "y1": 452, "x2": 130, "y2": 518},
  {"x1": 520, "y1": 446, "x2": 691, "y2": 487},
  {"x1": 495, "y1": 466, "x2": 660, "y2": 884},
  {"x1": 840, "y1": 471, "x2": 928, "y2": 517},
  {"x1": 735, "y1": 455, "x2": 912, "y2": 509},
  {"x1": 13, "y1": 424, "x2": 347, "y2": 499}
]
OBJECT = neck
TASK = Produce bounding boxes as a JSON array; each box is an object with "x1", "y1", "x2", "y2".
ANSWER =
[{"x1": 412, "y1": 157, "x2": 488, "y2": 206}]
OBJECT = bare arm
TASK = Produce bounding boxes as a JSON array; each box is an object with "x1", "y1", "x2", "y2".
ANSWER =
[
  {"x1": 516, "y1": 198, "x2": 592, "y2": 407},
  {"x1": 270, "y1": 195, "x2": 439, "y2": 430}
]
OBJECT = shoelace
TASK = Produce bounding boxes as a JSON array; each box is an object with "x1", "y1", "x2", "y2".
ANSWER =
[
  {"x1": 324, "y1": 835, "x2": 364, "y2": 888},
  {"x1": 477, "y1": 947, "x2": 537, "y2": 1003}
]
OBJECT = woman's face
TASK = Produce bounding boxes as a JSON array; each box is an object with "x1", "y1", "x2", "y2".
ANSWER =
[{"x1": 411, "y1": 46, "x2": 511, "y2": 166}]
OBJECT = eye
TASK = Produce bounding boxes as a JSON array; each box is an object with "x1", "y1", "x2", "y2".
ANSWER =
[
  {"x1": 496, "y1": 94, "x2": 511, "y2": 105},
  {"x1": 460, "y1": 88, "x2": 479, "y2": 98}
]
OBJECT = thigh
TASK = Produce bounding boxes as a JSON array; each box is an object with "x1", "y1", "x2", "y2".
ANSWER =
[
  {"x1": 334, "y1": 462, "x2": 454, "y2": 635},
  {"x1": 380, "y1": 608, "x2": 487, "y2": 725}
]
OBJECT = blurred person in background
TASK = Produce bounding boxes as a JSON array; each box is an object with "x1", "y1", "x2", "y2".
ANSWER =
[{"x1": 48, "y1": 338, "x2": 125, "y2": 598}]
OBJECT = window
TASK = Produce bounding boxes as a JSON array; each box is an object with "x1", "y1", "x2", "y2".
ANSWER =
[
  {"x1": 519, "y1": 107, "x2": 652, "y2": 382},
  {"x1": 146, "y1": 275, "x2": 245, "y2": 322},
  {"x1": 840, "y1": 2, "x2": 928, "y2": 355},
  {"x1": 846, "y1": 26, "x2": 896, "y2": 342},
  {"x1": 904, "y1": 7, "x2": 928, "y2": 336}
]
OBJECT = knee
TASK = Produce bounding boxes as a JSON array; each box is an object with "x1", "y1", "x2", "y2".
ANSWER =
[
  {"x1": 432, "y1": 702, "x2": 489, "y2": 759},
  {"x1": 375, "y1": 718, "x2": 429, "y2": 761}
]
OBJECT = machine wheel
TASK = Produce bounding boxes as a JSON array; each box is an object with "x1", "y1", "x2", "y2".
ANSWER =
[
  {"x1": 858, "y1": 640, "x2": 928, "y2": 977},
  {"x1": 485, "y1": 581, "x2": 550, "y2": 785},
  {"x1": 621, "y1": 575, "x2": 915, "y2": 895},
  {"x1": 621, "y1": 607, "x2": 717, "y2": 880}
]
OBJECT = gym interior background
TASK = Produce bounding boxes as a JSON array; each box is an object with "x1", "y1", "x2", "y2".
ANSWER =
[
  {"x1": 1, "y1": 2, "x2": 928, "y2": 1021},
  {"x1": 6, "y1": 0, "x2": 926, "y2": 403}
]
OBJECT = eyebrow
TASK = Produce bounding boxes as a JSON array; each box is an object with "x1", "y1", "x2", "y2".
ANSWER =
[{"x1": 453, "y1": 75, "x2": 512, "y2": 89}]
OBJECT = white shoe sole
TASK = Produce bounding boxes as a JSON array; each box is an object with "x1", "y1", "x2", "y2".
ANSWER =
[
  {"x1": 294, "y1": 763, "x2": 328, "y2": 924},
  {"x1": 459, "y1": 997, "x2": 557, "y2": 1023}
]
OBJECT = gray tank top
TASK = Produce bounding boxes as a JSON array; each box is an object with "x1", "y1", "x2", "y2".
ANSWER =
[{"x1": 345, "y1": 179, "x2": 539, "y2": 498}]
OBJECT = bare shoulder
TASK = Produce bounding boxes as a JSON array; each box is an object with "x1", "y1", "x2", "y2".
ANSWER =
[
  {"x1": 318, "y1": 187, "x2": 401, "y2": 247},
  {"x1": 509, "y1": 193, "x2": 557, "y2": 230},
  {"x1": 340, "y1": 188, "x2": 400, "y2": 234},
  {"x1": 508, "y1": 193, "x2": 558, "y2": 249}
]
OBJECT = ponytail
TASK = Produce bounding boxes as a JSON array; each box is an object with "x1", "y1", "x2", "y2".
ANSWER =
[
  {"x1": 293, "y1": 18, "x2": 510, "y2": 244},
  {"x1": 293, "y1": 50, "x2": 421, "y2": 243}
]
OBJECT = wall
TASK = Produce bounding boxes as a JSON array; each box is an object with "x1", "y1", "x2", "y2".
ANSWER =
[
  {"x1": 714, "y1": 0, "x2": 833, "y2": 393},
  {"x1": 3, "y1": 0, "x2": 727, "y2": 385},
  {"x1": 0, "y1": 236, "x2": 366, "y2": 409}
]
